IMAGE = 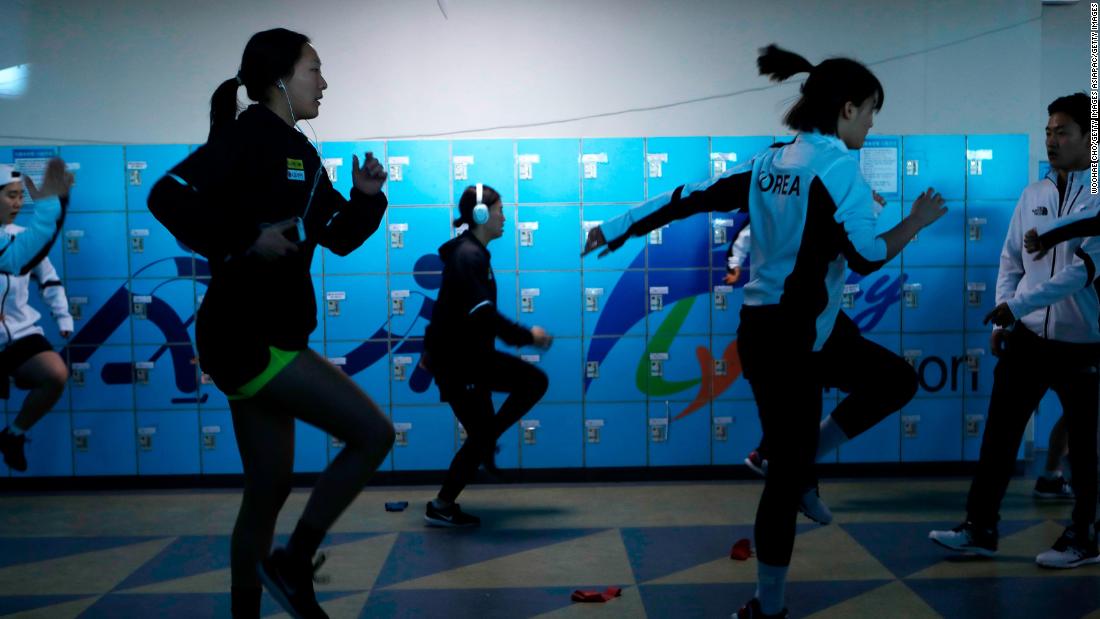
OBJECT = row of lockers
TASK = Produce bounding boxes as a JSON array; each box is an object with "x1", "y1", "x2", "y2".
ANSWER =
[
  {"x1": 8, "y1": 196, "x2": 1027, "y2": 281},
  {"x1": 0, "y1": 396, "x2": 1021, "y2": 477},
  {"x1": 2, "y1": 134, "x2": 1027, "y2": 213}
]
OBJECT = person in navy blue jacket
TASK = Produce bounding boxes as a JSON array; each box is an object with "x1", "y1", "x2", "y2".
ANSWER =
[{"x1": 584, "y1": 45, "x2": 945, "y2": 619}]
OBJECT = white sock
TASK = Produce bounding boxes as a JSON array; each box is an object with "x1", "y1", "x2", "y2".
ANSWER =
[
  {"x1": 6, "y1": 425, "x2": 25, "y2": 437},
  {"x1": 755, "y1": 560, "x2": 789, "y2": 615},
  {"x1": 816, "y1": 416, "x2": 848, "y2": 460}
]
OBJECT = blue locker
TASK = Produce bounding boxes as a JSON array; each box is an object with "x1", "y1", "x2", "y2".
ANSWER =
[
  {"x1": 582, "y1": 270, "x2": 646, "y2": 337},
  {"x1": 644, "y1": 137, "x2": 710, "y2": 198},
  {"x1": 580, "y1": 138, "x2": 644, "y2": 204},
  {"x1": 838, "y1": 412, "x2": 900, "y2": 463},
  {"x1": 391, "y1": 405, "x2": 455, "y2": 471},
  {"x1": 493, "y1": 270, "x2": 517, "y2": 324},
  {"x1": 130, "y1": 278, "x2": 196, "y2": 345},
  {"x1": 197, "y1": 370, "x2": 230, "y2": 412},
  {"x1": 875, "y1": 201, "x2": 904, "y2": 236},
  {"x1": 855, "y1": 136, "x2": 902, "y2": 202},
  {"x1": 72, "y1": 412, "x2": 136, "y2": 475},
  {"x1": 4, "y1": 350, "x2": 71, "y2": 415},
  {"x1": 899, "y1": 267, "x2": 963, "y2": 332},
  {"x1": 583, "y1": 335, "x2": 647, "y2": 402},
  {"x1": 709, "y1": 137, "x2": 774, "y2": 179},
  {"x1": 861, "y1": 331, "x2": 901, "y2": 356},
  {"x1": 483, "y1": 204, "x2": 518, "y2": 272},
  {"x1": 901, "y1": 135, "x2": 966, "y2": 202},
  {"x1": 388, "y1": 273, "x2": 438, "y2": 341},
  {"x1": 294, "y1": 420, "x2": 328, "y2": 473},
  {"x1": 581, "y1": 204, "x2": 646, "y2": 271},
  {"x1": 133, "y1": 344, "x2": 200, "y2": 412},
  {"x1": 22, "y1": 289, "x2": 70, "y2": 346},
  {"x1": 319, "y1": 140, "x2": 389, "y2": 275},
  {"x1": 962, "y1": 333, "x2": 994, "y2": 398},
  {"x1": 901, "y1": 201, "x2": 964, "y2": 266},
  {"x1": 390, "y1": 341, "x2": 432, "y2": 405},
  {"x1": 584, "y1": 402, "x2": 646, "y2": 467},
  {"x1": 962, "y1": 397, "x2": 989, "y2": 462},
  {"x1": 323, "y1": 274, "x2": 388, "y2": 342},
  {"x1": 8, "y1": 411, "x2": 72, "y2": 477},
  {"x1": 845, "y1": 266, "x2": 903, "y2": 335},
  {"x1": 327, "y1": 343, "x2": 391, "y2": 406},
  {"x1": 516, "y1": 139, "x2": 581, "y2": 204},
  {"x1": 647, "y1": 211, "x2": 710, "y2": 269},
  {"x1": 966, "y1": 135, "x2": 1029, "y2": 201},
  {"x1": 451, "y1": 139, "x2": 516, "y2": 205},
  {"x1": 711, "y1": 400, "x2": 762, "y2": 466},
  {"x1": 900, "y1": 398, "x2": 962, "y2": 462},
  {"x1": 124, "y1": 144, "x2": 190, "y2": 212},
  {"x1": 647, "y1": 400, "x2": 709, "y2": 466},
  {"x1": 518, "y1": 403, "x2": 582, "y2": 468},
  {"x1": 386, "y1": 206, "x2": 453, "y2": 273},
  {"x1": 901, "y1": 334, "x2": 967, "y2": 399},
  {"x1": 309, "y1": 276, "x2": 325, "y2": 348},
  {"x1": 518, "y1": 338, "x2": 581, "y2": 403},
  {"x1": 199, "y1": 410, "x2": 242, "y2": 474},
  {"x1": 819, "y1": 395, "x2": 841, "y2": 464},
  {"x1": 644, "y1": 335, "x2": 708, "y2": 403},
  {"x1": 711, "y1": 332, "x2": 754, "y2": 401},
  {"x1": 516, "y1": 271, "x2": 582, "y2": 338},
  {"x1": 516, "y1": 205, "x2": 582, "y2": 271},
  {"x1": 58, "y1": 145, "x2": 126, "y2": 213},
  {"x1": 127, "y1": 210, "x2": 193, "y2": 279},
  {"x1": 490, "y1": 393, "x2": 521, "y2": 470},
  {"x1": 385, "y1": 140, "x2": 451, "y2": 206},
  {"x1": 965, "y1": 201, "x2": 1015, "y2": 266},
  {"x1": 1035, "y1": 391, "x2": 1061, "y2": 447},
  {"x1": 710, "y1": 270, "x2": 745, "y2": 336},
  {"x1": 62, "y1": 212, "x2": 129, "y2": 278},
  {"x1": 136, "y1": 411, "x2": 200, "y2": 475},
  {"x1": 963, "y1": 266, "x2": 999, "y2": 333},
  {"x1": 67, "y1": 345, "x2": 135, "y2": 412},
  {"x1": 646, "y1": 270, "x2": 711, "y2": 336}
]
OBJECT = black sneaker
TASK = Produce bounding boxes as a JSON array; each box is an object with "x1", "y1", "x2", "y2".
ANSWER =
[
  {"x1": 424, "y1": 501, "x2": 481, "y2": 528},
  {"x1": 257, "y1": 548, "x2": 329, "y2": 619},
  {"x1": 1035, "y1": 525, "x2": 1100, "y2": 569},
  {"x1": 734, "y1": 598, "x2": 789, "y2": 619},
  {"x1": 0, "y1": 428, "x2": 27, "y2": 472},
  {"x1": 928, "y1": 521, "x2": 998, "y2": 557},
  {"x1": 1033, "y1": 476, "x2": 1074, "y2": 500}
]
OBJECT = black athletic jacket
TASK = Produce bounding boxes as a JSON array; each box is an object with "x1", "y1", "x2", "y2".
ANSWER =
[
  {"x1": 424, "y1": 231, "x2": 533, "y2": 394},
  {"x1": 147, "y1": 104, "x2": 387, "y2": 389}
]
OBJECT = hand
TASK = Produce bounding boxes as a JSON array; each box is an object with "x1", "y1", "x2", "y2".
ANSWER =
[
  {"x1": 983, "y1": 302, "x2": 1015, "y2": 328},
  {"x1": 248, "y1": 219, "x2": 300, "y2": 261},
  {"x1": 989, "y1": 328, "x2": 1008, "y2": 358},
  {"x1": 871, "y1": 191, "x2": 886, "y2": 207},
  {"x1": 352, "y1": 151, "x2": 388, "y2": 195},
  {"x1": 23, "y1": 158, "x2": 74, "y2": 200},
  {"x1": 531, "y1": 326, "x2": 553, "y2": 349},
  {"x1": 582, "y1": 226, "x2": 610, "y2": 258},
  {"x1": 1024, "y1": 228, "x2": 1048, "y2": 260},
  {"x1": 723, "y1": 266, "x2": 741, "y2": 285},
  {"x1": 908, "y1": 187, "x2": 947, "y2": 229}
]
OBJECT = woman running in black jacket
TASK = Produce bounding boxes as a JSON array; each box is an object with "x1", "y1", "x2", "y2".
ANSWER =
[
  {"x1": 423, "y1": 183, "x2": 552, "y2": 527},
  {"x1": 148, "y1": 28, "x2": 394, "y2": 619}
]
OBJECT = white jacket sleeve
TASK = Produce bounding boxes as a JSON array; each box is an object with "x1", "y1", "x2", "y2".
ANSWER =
[
  {"x1": 728, "y1": 226, "x2": 751, "y2": 269},
  {"x1": 1007, "y1": 234, "x2": 1100, "y2": 320},
  {"x1": 0, "y1": 196, "x2": 64, "y2": 275},
  {"x1": 995, "y1": 196, "x2": 1026, "y2": 312},
  {"x1": 31, "y1": 256, "x2": 73, "y2": 333}
]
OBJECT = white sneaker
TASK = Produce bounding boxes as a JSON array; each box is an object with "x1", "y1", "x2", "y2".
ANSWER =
[
  {"x1": 928, "y1": 521, "x2": 998, "y2": 557},
  {"x1": 798, "y1": 487, "x2": 833, "y2": 525},
  {"x1": 1036, "y1": 526, "x2": 1100, "y2": 569}
]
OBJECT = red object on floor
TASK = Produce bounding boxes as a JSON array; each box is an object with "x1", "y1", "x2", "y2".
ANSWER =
[
  {"x1": 730, "y1": 538, "x2": 753, "y2": 561},
  {"x1": 571, "y1": 587, "x2": 623, "y2": 603}
]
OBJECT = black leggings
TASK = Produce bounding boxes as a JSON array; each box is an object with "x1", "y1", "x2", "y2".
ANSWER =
[
  {"x1": 966, "y1": 325, "x2": 1099, "y2": 529},
  {"x1": 739, "y1": 308, "x2": 917, "y2": 567},
  {"x1": 437, "y1": 351, "x2": 548, "y2": 503}
]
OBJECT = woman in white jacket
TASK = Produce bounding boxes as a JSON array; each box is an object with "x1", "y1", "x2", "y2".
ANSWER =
[{"x1": 0, "y1": 165, "x2": 73, "y2": 473}]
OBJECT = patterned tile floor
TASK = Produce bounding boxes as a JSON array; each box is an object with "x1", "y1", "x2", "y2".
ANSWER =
[{"x1": 0, "y1": 478, "x2": 1097, "y2": 618}]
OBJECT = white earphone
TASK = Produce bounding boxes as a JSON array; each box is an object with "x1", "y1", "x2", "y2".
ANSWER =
[{"x1": 471, "y1": 182, "x2": 489, "y2": 225}]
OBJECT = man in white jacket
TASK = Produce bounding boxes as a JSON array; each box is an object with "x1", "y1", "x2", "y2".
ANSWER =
[
  {"x1": 930, "y1": 93, "x2": 1100, "y2": 569},
  {"x1": 0, "y1": 162, "x2": 74, "y2": 472}
]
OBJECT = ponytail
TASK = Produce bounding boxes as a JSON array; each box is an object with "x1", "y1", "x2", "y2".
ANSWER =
[
  {"x1": 208, "y1": 77, "x2": 242, "y2": 142},
  {"x1": 757, "y1": 44, "x2": 814, "y2": 82}
]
